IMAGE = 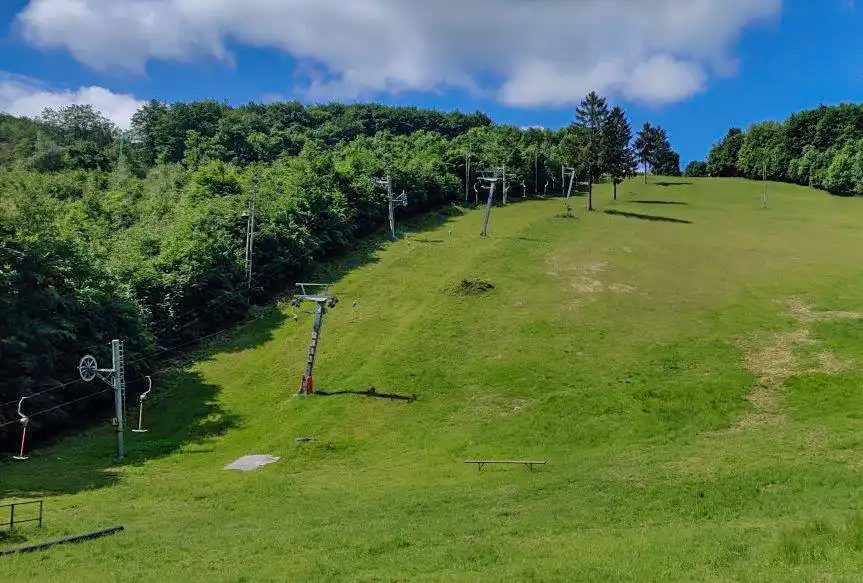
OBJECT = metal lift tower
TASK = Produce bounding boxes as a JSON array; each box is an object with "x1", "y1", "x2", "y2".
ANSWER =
[
  {"x1": 292, "y1": 283, "x2": 339, "y2": 396},
  {"x1": 478, "y1": 169, "x2": 501, "y2": 237},
  {"x1": 78, "y1": 340, "x2": 127, "y2": 459},
  {"x1": 562, "y1": 166, "x2": 577, "y2": 214},
  {"x1": 374, "y1": 176, "x2": 408, "y2": 240}
]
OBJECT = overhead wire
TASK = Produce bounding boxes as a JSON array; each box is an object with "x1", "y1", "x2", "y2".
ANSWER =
[
  {"x1": 146, "y1": 290, "x2": 249, "y2": 339},
  {"x1": 0, "y1": 338, "x2": 120, "y2": 408},
  {"x1": 0, "y1": 376, "x2": 83, "y2": 408},
  {"x1": 0, "y1": 386, "x2": 113, "y2": 429},
  {"x1": 2, "y1": 286, "x2": 296, "y2": 421},
  {"x1": 122, "y1": 315, "x2": 269, "y2": 383}
]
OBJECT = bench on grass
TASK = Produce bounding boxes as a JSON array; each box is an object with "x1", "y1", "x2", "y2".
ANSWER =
[{"x1": 465, "y1": 460, "x2": 547, "y2": 471}]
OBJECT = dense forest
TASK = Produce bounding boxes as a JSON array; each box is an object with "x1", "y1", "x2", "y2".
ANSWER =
[
  {"x1": 684, "y1": 103, "x2": 863, "y2": 196},
  {"x1": 0, "y1": 95, "x2": 679, "y2": 444}
]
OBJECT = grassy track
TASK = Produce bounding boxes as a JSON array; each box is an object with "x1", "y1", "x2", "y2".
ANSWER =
[{"x1": 3, "y1": 177, "x2": 863, "y2": 581}]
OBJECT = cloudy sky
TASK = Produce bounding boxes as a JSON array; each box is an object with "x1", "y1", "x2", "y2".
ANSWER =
[{"x1": 0, "y1": 0, "x2": 861, "y2": 162}]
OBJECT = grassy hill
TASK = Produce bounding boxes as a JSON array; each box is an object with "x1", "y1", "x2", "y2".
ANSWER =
[{"x1": 3, "y1": 178, "x2": 863, "y2": 581}]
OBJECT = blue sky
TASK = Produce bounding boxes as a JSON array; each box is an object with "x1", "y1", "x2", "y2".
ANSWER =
[{"x1": 0, "y1": 0, "x2": 860, "y2": 165}]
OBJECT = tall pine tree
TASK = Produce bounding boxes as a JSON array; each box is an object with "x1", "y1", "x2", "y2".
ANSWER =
[
  {"x1": 575, "y1": 91, "x2": 609, "y2": 211},
  {"x1": 633, "y1": 121, "x2": 654, "y2": 183},
  {"x1": 601, "y1": 106, "x2": 636, "y2": 200},
  {"x1": 650, "y1": 126, "x2": 681, "y2": 176}
]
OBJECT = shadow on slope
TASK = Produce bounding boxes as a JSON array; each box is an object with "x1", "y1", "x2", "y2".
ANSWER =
[
  {"x1": 0, "y1": 370, "x2": 239, "y2": 499},
  {"x1": 0, "y1": 203, "x2": 467, "y2": 499},
  {"x1": 313, "y1": 205, "x2": 466, "y2": 283},
  {"x1": 654, "y1": 181, "x2": 693, "y2": 187},
  {"x1": 631, "y1": 200, "x2": 688, "y2": 206},
  {"x1": 315, "y1": 387, "x2": 417, "y2": 402},
  {"x1": 489, "y1": 235, "x2": 552, "y2": 244},
  {"x1": 604, "y1": 210, "x2": 692, "y2": 224}
]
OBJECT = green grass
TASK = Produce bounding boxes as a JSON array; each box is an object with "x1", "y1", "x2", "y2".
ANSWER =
[{"x1": 4, "y1": 177, "x2": 863, "y2": 581}]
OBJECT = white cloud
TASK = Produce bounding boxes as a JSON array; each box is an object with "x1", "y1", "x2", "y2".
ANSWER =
[
  {"x1": 621, "y1": 56, "x2": 706, "y2": 105},
  {"x1": 16, "y1": 0, "x2": 782, "y2": 108},
  {"x1": 0, "y1": 72, "x2": 145, "y2": 128}
]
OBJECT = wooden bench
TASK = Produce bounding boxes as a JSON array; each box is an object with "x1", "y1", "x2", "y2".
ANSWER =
[{"x1": 465, "y1": 460, "x2": 547, "y2": 471}]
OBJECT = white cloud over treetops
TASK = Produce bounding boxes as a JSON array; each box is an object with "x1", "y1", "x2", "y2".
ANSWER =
[
  {"x1": 16, "y1": 0, "x2": 781, "y2": 108},
  {"x1": 0, "y1": 72, "x2": 145, "y2": 128}
]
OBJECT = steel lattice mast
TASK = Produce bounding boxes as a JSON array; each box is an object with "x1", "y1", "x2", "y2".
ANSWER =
[{"x1": 374, "y1": 176, "x2": 408, "y2": 240}]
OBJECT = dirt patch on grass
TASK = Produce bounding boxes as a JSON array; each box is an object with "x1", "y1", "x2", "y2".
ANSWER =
[
  {"x1": 570, "y1": 278, "x2": 637, "y2": 295},
  {"x1": 739, "y1": 386, "x2": 786, "y2": 429},
  {"x1": 781, "y1": 297, "x2": 863, "y2": 324},
  {"x1": 572, "y1": 278, "x2": 604, "y2": 293},
  {"x1": 743, "y1": 330, "x2": 814, "y2": 387},
  {"x1": 737, "y1": 330, "x2": 813, "y2": 429},
  {"x1": 737, "y1": 298, "x2": 861, "y2": 430},
  {"x1": 576, "y1": 261, "x2": 609, "y2": 274},
  {"x1": 812, "y1": 350, "x2": 852, "y2": 374},
  {"x1": 557, "y1": 261, "x2": 637, "y2": 295}
]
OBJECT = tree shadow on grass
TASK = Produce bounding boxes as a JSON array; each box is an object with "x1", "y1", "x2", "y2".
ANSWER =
[
  {"x1": 151, "y1": 206, "x2": 468, "y2": 358},
  {"x1": 604, "y1": 209, "x2": 692, "y2": 224},
  {"x1": 631, "y1": 200, "x2": 688, "y2": 206},
  {"x1": 0, "y1": 204, "x2": 467, "y2": 499},
  {"x1": 312, "y1": 205, "x2": 466, "y2": 284},
  {"x1": 491, "y1": 235, "x2": 553, "y2": 244},
  {"x1": 143, "y1": 205, "x2": 468, "y2": 366},
  {"x1": 164, "y1": 304, "x2": 288, "y2": 357},
  {"x1": 654, "y1": 181, "x2": 693, "y2": 187},
  {"x1": 315, "y1": 387, "x2": 417, "y2": 402},
  {"x1": 0, "y1": 369, "x2": 240, "y2": 499}
]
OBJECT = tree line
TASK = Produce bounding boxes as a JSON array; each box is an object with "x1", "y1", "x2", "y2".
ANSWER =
[
  {"x1": 0, "y1": 95, "x2": 679, "y2": 444},
  {"x1": 569, "y1": 91, "x2": 680, "y2": 210},
  {"x1": 683, "y1": 102, "x2": 863, "y2": 196}
]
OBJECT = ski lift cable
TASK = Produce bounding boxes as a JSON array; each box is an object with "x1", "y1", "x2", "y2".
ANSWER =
[
  {"x1": 116, "y1": 324, "x2": 248, "y2": 385},
  {"x1": 0, "y1": 377, "x2": 84, "y2": 408},
  {"x1": 146, "y1": 287, "x2": 254, "y2": 338},
  {"x1": 147, "y1": 294, "x2": 244, "y2": 339},
  {"x1": 124, "y1": 318, "x2": 247, "y2": 368},
  {"x1": 27, "y1": 387, "x2": 113, "y2": 418},
  {"x1": 146, "y1": 282, "x2": 281, "y2": 342},
  {"x1": 4, "y1": 287, "x2": 313, "y2": 413},
  {"x1": 0, "y1": 325, "x2": 212, "y2": 413},
  {"x1": 125, "y1": 320, "x2": 256, "y2": 372},
  {"x1": 0, "y1": 387, "x2": 113, "y2": 429}
]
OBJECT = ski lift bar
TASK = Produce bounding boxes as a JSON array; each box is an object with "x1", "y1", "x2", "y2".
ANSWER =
[{"x1": 294, "y1": 283, "x2": 333, "y2": 302}]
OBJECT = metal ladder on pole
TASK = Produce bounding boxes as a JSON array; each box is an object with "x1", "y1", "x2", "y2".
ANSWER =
[
  {"x1": 300, "y1": 302, "x2": 326, "y2": 394},
  {"x1": 305, "y1": 332, "x2": 319, "y2": 374},
  {"x1": 117, "y1": 340, "x2": 126, "y2": 416}
]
